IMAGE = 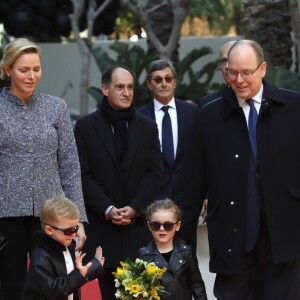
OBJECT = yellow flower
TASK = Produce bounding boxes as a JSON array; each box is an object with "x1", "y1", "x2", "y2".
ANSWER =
[
  {"x1": 116, "y1": 267, "x2": 124, "y2": 277},
  {"x1": 157, "y1": 267, "x2": 167, "y2": 278},
  {"x1": 129, "y1": 284, "x2": 142, "y2": 294},
  {"x1": 120, "y1": 261, "x2": 129, "y2": 269},
  {"x1": 146, "y1": 264, "x2": 157, "y2": 275},
  {"x1": 113, "y1": 258, "x2": 167, "y2": 299},
  {"x1": 150, "y1": 287, "x2": 160, "y2": 300}
]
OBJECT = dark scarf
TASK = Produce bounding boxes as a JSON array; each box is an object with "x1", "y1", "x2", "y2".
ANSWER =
[{"x1": 100, "y1": 96, "x2": 135, "y2": 164}]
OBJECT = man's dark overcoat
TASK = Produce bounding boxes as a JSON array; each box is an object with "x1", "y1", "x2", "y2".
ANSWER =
[
  {"x1": 198, "y1": 86, "x2": 229, "y2": 108},
  {"x1": 179, "y1": 82, "x2": 300, "y2": 274},
  {"x1": 74, "y1": 109, "x2": 162, "y2": 268}
]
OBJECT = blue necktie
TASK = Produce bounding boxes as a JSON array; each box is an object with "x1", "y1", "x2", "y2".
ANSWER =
[
  {"x1": 161, "y1": 106, "x2": 174, "y2": 167},
  {"x1": 246, "y1": 99, "x2": 258, "y2": 157},
  {"x1": 244, "y1": 99, "x2": 260, "y2": 252}
]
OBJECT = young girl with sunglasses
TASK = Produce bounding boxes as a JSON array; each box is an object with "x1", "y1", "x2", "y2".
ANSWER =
[
  {"x1": 22, "y1": 196, "x2": 105, "y2": 300},
  {"x1": 139, "y1": 199, "x2": 207, "y2": 300}
]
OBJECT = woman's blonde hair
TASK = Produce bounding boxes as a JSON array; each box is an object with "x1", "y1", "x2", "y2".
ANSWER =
[{"x1": 0, "y1": 38, "x2": 41, "y2": 80}]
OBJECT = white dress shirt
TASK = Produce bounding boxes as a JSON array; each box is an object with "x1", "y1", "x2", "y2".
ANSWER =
[
  {"x1": 237, "y1": 85, "x2": 264, "y2": 125},
  {"x1": 154, "y1": 98, "x2": 178, "y2": 159},
  {"x1": 63, "y1": 247, "x2": 75, "y2": 300}
]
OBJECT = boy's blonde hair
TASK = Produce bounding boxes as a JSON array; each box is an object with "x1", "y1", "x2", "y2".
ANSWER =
[
  {"x1": 145, "y1": 199, "x2": 182, "y2": 221},
  {"x1": 40, "y1": 196, "x2": 80, "y2": 227}
]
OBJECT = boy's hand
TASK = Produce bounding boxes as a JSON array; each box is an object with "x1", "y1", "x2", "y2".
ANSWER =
[
  {"x1": 95, "y1": 246, "x2": 105, "y2": 265},
  {"x1": 75, "y1": 251, "x2": 92, "y2": 277}
]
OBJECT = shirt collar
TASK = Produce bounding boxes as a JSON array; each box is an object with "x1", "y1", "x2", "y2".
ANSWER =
[
  {"x1": 237, "y1": 84, "x2": 264, "y2": 107},
  {"x1": 154, "y1": 98, "x2": 176, "y2": 112}
]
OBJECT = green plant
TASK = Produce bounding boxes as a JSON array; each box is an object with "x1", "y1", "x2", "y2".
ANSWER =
[{"x1": 175, "y1": 47, "x2": 217, "y2": 100}]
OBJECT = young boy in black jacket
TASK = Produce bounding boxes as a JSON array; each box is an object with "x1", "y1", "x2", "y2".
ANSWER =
[{"x1": 23, "y1": 196, "x2": 105, "y2": 300}]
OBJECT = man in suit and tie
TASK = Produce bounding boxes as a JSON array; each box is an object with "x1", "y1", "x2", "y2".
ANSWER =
[
  {"x1": 138, "y1": 59, "x2": 200, "y2": 251},
  {"x1": 74, "y1": 65, "x2": 162, "y2": 299},
  {"x1": 177, "y1": 39, "x2": 300, "y2": 299}
]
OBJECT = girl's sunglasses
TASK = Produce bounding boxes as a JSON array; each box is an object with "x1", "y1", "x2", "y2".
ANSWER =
[
  {"x1": 148, "y1": 221, "x2": 179, "y2": 232},
  {"x1": 43, "y1": 222, "x2": 80, "y2": 236}
]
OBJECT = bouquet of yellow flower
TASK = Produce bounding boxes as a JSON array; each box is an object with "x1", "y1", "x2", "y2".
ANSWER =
[{"x1": 112, "y1": 258, "x2": 167, "y2": 300}]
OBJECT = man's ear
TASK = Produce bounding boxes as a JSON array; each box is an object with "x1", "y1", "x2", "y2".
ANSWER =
[
  {"x1": 101, "y1": 84, "x2": 109, "y2": 96},
  {"x1": 146, "y1": 79, "x2": 152, "y2": 91},
  {"x1": 260, "y1": 61, "x2": 267, "y2": 78}
]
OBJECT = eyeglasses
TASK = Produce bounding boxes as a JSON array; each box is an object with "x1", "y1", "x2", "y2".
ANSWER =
[
  {"x1": 148, "y1": 221, "x2": 179, "y2": 231},
  {"x1": 113, "y1": 83, "x2": 134, "y2": 92},
  {"x1": 42, "y1": 222, "x2": 80, "y2": 236},
  {"x1": 227, "y1": 62, "x2": 263, "y2": 79},
  {"x1": 217, "y1": 58, "x2": 227, "y2": 67},
  {"x1": 151, "y1": 76, "x2": 174, "y2": 84}
]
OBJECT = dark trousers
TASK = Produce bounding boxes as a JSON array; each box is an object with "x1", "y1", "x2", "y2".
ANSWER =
[
  {"x1": 98, "y1": 267, "x2": 117, "y2": 300},
  {"x1": 214, "y1": 221, "x2": 300, "y2": 300},
  {"x1": 0, "y1": 216, "x2": 40, "y2": 300}
]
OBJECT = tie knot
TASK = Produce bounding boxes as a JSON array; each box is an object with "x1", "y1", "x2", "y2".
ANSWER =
[
  {"x1": 246, "y1": 99, "x2": 255, "y2": 107},
  {"x1": 161, "y1": 106, "x2": 170, "y2": 113}
]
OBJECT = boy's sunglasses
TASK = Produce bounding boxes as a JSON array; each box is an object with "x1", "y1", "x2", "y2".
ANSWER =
[
  {"x1": 43, "y1": 222, "x2": 80, "y2": 236},
  {"x1": 149, "y1": 221, "x2": 179, "y2": 232},
  {"x1": 151, "y1": 76, "x2": 174, "y2": 84}
]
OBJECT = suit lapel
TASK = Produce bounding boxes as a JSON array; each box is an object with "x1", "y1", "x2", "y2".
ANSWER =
[
  {"x1": 122, "y1": 115, "x2": 141, "y2": 174},
  {"x1": 92, "y1": 113, "x2": 120, "y2": 168},
  {"x1": 175, "y1": 99, "x2": 185, "y2": 163},
  {"x1": 144, "y1": 103, "x2": 156, "y2": 120}
]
